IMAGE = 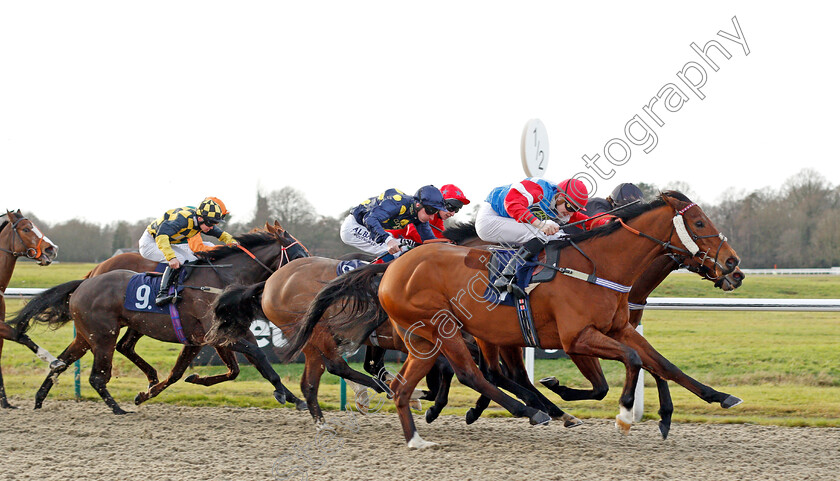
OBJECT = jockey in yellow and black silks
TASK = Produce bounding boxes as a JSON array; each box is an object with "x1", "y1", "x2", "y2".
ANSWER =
[{"x1": 138, "y1": 197, "x2": 237, "y2": 305}]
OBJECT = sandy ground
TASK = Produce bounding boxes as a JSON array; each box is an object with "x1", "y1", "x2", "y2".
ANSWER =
[{"x1": 1, "y1": 399, "x2": 838, "y2": 481}]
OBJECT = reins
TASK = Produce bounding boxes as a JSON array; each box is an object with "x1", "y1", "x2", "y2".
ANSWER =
[{"x1": 617, "y1": 202, "x2": 731, "y2": 280}]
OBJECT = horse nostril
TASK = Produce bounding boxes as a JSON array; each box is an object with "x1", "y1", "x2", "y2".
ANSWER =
[{"x1": 733, "y1": 271, "x2": 744, "y2": 281}]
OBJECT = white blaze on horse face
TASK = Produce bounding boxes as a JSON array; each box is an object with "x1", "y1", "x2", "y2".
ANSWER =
[{"x1": 672, "y1": 215, "x2": 700, "y2": 255}]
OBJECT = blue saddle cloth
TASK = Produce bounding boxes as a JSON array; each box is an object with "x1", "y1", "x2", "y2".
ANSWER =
[
  {"x1": 124, "y1": 269, "x2": 188, "y2": 314},
  {"x1": 336, "y1": 259, "x2": 370, "y2": 276},
  {"x1": 483, "y1": 249, "x2": 539, "y2": 307}
]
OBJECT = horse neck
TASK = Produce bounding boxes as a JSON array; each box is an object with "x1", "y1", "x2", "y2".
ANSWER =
[
  {"x1": 627, "y1": 254, "x2": 679, "y2": 304},
  {"x1": 0, "y1": 226, "x2": 17, "y2": 292},
  {"x1": 576, "y1": 205, "x2": 676, "y2": 288}
]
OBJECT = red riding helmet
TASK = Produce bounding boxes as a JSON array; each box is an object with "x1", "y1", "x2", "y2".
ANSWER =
[{"x1": 557, "y1": 179, "x2": 589, "y2": 212}]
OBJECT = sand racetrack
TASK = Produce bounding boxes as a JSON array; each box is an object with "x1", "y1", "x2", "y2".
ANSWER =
[{"x1": 1, "y1": 399, "x2": 838, "y2": 481}]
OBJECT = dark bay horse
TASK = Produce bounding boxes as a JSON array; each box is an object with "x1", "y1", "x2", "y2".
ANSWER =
[
  {"x1": 10, "y1": 227, "x2": 308, "y2": 414},
  {"x1": 284, "y1": 192, "x2": 744, "y2": 447},
  {"x1": 0, "y1": 210, "x2": 59, "y2": 408},
  {"x1": 83, "y1": 222, "x2": 306, "y2": 403}
]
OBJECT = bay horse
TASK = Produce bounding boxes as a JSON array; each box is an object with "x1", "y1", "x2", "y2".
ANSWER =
[
  {"x1": 82, "y1": 222, "x2": 306, "y2": 407},
  {"x1": 0, "y1": 210, "x2": 60, "y2": 408},
  {"x1": 10, "y1": 227, "x2": 309, "y2": 414},
  {"x1": 285, "y1": 192, "x2": 744, "y2": 447},
  {"x1": 209, "y1": 253, "x2": 454, "y2": 426}
]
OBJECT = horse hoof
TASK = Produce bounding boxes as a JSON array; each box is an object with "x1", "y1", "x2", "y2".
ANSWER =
[
  {"x1": 530, "y1": 410, "x2": 550, "y2": 426},
  {"x1": 134, "y1": 393, "x2": 148, "y2": 405},
  {"x1": 539, "y1": 376, "x2": 559, "y2": 388},
  {"x1": 659, "y1": 420, "x2": 671, "y2": 440},
  {"x1": 49, "y1": 360, "x2": 66, "y2": 370},
  {"x1": 184, "y1": 374, "x2": 198, "y2": 384},
  {"x1": 425, "y1": 408, "x2": 439, "y2": 424},
  {"x1": 615, "y1": 415, "x2": 632, "y2": 435},
  {"x1": 409, "y1": 400, "x2": 422, "y2": 411},
  {"x1": 721, "y1": 395, "x2": 743, "y2": 409},
  {"x1": 561, "y1": 413, "x2": 583, "y2": 428},
  {"x1": 273, "y1": 391, "x2": 287, "y2": 405},
  {"x1": 465, "y1": 408, "x2": 479, "y2": 425},
  {"x1": 406, "y1": 432, "x2": 438, "y2": 449},
  {"x1": 114, "y1": 408, "x2": 128, "y2": 415},
  {"x1": 295, "y1": 400, "x2": 307, "y2": 411},
  {"x1": 1, "y1": 402, "x2": 17, "y2": 409}
]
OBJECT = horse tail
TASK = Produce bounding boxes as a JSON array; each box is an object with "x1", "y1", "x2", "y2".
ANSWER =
[
  {"x1": 9, "y1": 279, "x2": 85, "y2": 334},
  {"x1": 277, "y1": 263, "x2": 390, "y2": 363},
  {"x1": 206, "y1": 281, "x2": 267, "y2": 346}
]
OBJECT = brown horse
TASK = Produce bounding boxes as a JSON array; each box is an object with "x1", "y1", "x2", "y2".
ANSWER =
[
  {"x1": 10, "y1": 227, "x2": 308, "y2": 414},
  {"x1": 209, "y1": 254, "x2": 447, "y2": 425},
  {"x1": 0, "y1": 210, "x2": 59, "y2": 408},
  {"x1": 285, "y1": 192, "x2": 744, "y2": 447},
  {"x1": 468, "y1": 253, "x2": 745, "y2": 438},
  {"x1": 83, "y1": 222, "x2": 306, "y2": 406}
]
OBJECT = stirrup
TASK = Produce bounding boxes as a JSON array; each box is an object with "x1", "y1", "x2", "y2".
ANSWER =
[{"x1": 155, "y1": 292, "x2": 175, "y2": 306}]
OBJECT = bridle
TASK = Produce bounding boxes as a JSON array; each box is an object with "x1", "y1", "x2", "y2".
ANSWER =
[
  {"x1": 235, "y1": 230, "x2": 310, "y2": 274},
  {"x1": 0, "y1": 212, "x2": 57, "y2": 260},
  {"x1": 618, "y1": 202, "x2": 733, "y2": 281}
]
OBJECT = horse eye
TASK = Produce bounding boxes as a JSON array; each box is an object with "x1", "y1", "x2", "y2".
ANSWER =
[
  {"x1": 23, "y1": 228, "x2": 31, "y2": 233},
  {"x1": 695, "y1": 220, "x2": 705, "y2": 228}
]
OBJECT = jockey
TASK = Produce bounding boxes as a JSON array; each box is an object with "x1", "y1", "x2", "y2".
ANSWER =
[
  {"x1": 340, "y1": 185, "x2": 449, "y2": 262},
  {"x1": 387, "y1": 184, "x2": 471, "y2": 243},
  {"x1": 138, "y1": 197, "x2": 238, "y2": 305},
  {"x1": 586, "y1": 182, "x2": 646, "y2": 216},
  {"x1": 476, "y1": 178, "x2": 610, "y2": 296}
]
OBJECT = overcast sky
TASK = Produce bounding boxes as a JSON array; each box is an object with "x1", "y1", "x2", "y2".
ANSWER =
[{"x1": 2, "y1": 2, "x2": 838, "y2": 226}]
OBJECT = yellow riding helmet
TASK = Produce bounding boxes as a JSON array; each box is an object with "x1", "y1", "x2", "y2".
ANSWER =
[{"x1": 197, "y1": 197, "x2": 228, "y2": 222}]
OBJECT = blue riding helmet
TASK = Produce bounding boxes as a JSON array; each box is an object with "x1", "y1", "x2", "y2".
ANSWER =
[{"x1": 414, "y1": 185, "x2": 449, "y2": 213}]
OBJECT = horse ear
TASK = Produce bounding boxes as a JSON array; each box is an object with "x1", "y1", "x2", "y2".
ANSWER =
[
  {"x1": 273, "y1": 220, "x2": 285, "y2": 233},
  {"x1": 661, "y1": 191, "x2": 684, "y2": 211},
  {"x1": 264, "y1": 222, "x2": 273, "y2": 233}
]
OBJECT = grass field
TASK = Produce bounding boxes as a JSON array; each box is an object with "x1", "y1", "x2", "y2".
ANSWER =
[{"x1": 2, "y1": 261, "x2": 838, "y2": 427}]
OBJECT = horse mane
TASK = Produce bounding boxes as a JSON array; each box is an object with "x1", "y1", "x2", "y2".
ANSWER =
[
  {"x1": 196, "y1": 230, "x2": 287, "y2": 263},
  {"x1": 549, "y1": 190, "x2": 691, "y2": 248},
  {"x1": 0, "y1": 220, "x2": 7, "y2": 232},
  {"x1": 443, "y1": 221, "x2": 478, "y2": 244}
]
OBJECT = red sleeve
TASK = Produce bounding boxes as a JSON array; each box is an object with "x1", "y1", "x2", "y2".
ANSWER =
[
  {"x1": 571, "y1": 211, "x2": 615, "y2": 230},
  {"x1": 387, "y1": 226, "x2": 409, "y2": 239},
  {"x1": 503, "y1": 180, "x2": 544, "y2": 224},
  {"x1": 430, "y1": 216, "x2": 445, "y2": 239}
]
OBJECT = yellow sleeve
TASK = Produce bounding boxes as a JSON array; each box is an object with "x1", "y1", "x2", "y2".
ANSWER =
[
  {"x1": 218, "y1": 232, "x2": 236, "y2": 245},
  {"x1": 155, "y1": 235, "x2": 177, "y2": 261}
]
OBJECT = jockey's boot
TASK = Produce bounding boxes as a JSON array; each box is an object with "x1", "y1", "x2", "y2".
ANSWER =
[
  {"x1": 155, "y1": 266, "x2": 180, "y2": 306},
  {"x1": 492, "y1": 238, "x2": 545, "y2": 298}
]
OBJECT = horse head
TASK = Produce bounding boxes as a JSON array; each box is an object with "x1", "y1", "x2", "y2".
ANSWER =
[
  {"x1": 660, "y1": 192, "x2": 744, "y2": 291},
  {"x1": 3, "y1": 210, "x2": 58, "y2": 266}
]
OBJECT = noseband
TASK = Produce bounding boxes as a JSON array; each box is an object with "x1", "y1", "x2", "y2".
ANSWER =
[{"x1": 619, "y1": 202, "x2": 732, "y2": 281}]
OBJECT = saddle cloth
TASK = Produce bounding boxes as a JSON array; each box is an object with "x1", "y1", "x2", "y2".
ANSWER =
[{"x1": 124, "y1": 269, "x2": 189, "y2": 314}]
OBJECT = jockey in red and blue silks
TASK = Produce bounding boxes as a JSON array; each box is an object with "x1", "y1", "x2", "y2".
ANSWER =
[
  {"x1": 476, "y1": 178, "x2": 610, "y2": 297},
  {"x1": 340, "y1": 185, "x2": 449, "y2": 261}
]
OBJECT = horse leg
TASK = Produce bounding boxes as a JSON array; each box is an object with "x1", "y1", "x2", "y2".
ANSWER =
[
  {"x1": 540, "y1": 354, "x2": 610, "y2": 401},
  {"x1": 134, "y1": 345, "x2": 203, "y2": 405},
  {"x1": 614, "y1": 327, "x2": 741, "y2": 410},
  {"x1": 0, "y1": 338, "x2": 10, "y2": 409},
  {"x1": 300, "y1": 346, "x2": 327, "y2": 425},
  {"x1": 183, "y1": 346, "x2": 240, "y2": 386},
  {"x1": 498, "y1": 346, "x2": 582, "y2": 427},
  {"x1": 437, "y1": 335, "x2": 550, "y2": 426},
  {"x1": 565, "y1": 326, "x2": 644, "y2": 435},
  {"x1": 86, "y1": 335, "x2": 126, "y2": 415},
  {"x1": 653, "y1": 372, "x2": 674, "y2": 439},
  {"x1": 115, "y1": 329, "x2": 159, "y2": 388},
  {"x1": 424, "y1": 358, "x2": 453, "y2": 423},
  {"x1": 35, "y1": 335, "x2": 90, "y2": 409},
  {"x1": 228, "y1": 339, "x2": 306, "y2": 409},
  {"x1": 390, "y1": 338, "x2": 443, "y2": 448}
]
